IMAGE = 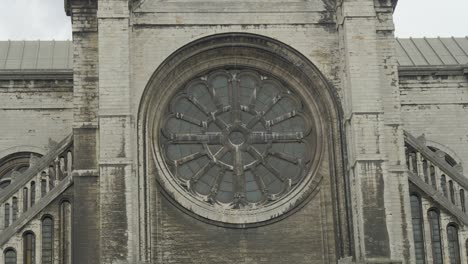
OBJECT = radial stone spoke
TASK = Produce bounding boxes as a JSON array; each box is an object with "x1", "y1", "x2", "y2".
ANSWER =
[
  {"x1": 190, "y1": 161, "x2": 215, "y2": 184},
  {"x1": 264, "y1": 163, "x2": 286, "y2": 182},
  {"x1": 246, "y1": 94, "x2": 282, "y2": 128},
  {"x1": 266, "y1": 110, "x2": 297, "y2": 127},
  {"x1": 175, "y1": 112, "x2": 204, "y2": 127},
  {"x1": 187, "y1": 95, "x2": 210, "y2": 116},
  {"x1": 208, "y1": 85, "x2": 224, "y2": 110},
  {"x1": 229, "y1": 75, "x2": 241, "y2": 123},
  {"x1": 252, "y1": 168, "x2": 268, "y2": 196},
  {"x1": 209, "y1": 169, "x2": 225, "y2": 197},
  {"x1": 248, "y1": 132, "x2": 304, "y2": 143},
  {"x1": 248, "y1": 87, "x2": 257, "y2": 111},
  {"x1": 170, "y1": 132, "x2": 223, "y2": 144},
  {"x1": 175, "y1": 152, "x2": 206, "y2": 166},
  {"x1": 270, "y1": 151, "x2": 300, "y2": 165},
  {"x1": 232, "y1": 146, "x2": 245, "y2": 199}
]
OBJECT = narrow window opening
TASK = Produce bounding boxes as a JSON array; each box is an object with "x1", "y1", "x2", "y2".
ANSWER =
[
  {"x1": 4, "y1": 203, "x2": 10, "y2": 228},
  {"x1": 30, "y1": 182, "x2": 35, "y2": 206},
  {"x1": 4, "y1": 248, "x2": 16, "y2": 264},
  {"x1": 42, "y1": 217, "x2": 54, "y2": 264},
  {"x1": 447, "y1": 224, "x2": 460, "y2": 264},
  {"x1": 428, "y1": 210, "x2": 443, "y2": 264},
  {"x1": 23, "y1": 232, "x2": 35, "y2": 264},
  {"x1": 410, "y1": 195, "x2": 426, "y2": 264}
]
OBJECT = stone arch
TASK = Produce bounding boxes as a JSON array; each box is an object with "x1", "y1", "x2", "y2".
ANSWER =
[{"x1": 138, "y1": 33, "x2": 349, "y2": 262}]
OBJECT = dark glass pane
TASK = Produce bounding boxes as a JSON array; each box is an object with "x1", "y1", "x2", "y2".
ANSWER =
[
  {"x1": 41, "y1": 180, "x2": 47, "y2": 198},
  {"x1": 42, "y1": 217, "x2": 53, "y2": 264},
  {"x1": 4, "y1": 249, "x2": 17, "y2": 264},
  {"x1": 410, "y1": 195, "x2": 425, "y2": 264},
  {"x1": 460, "y1": 189, "x2": 466, "y2": 212},
  {"x1": 447, "y1": 225, "x2": 460, "y2": 264},
  {"x1": 430, "y1": 166, "x2": 436, "y2": 190},
  {"x1": 4, "y1": 204, "x2": 10, "y2": 228},
  {"x1": 449, "y1": 181, "x2": 455, "y2": 204},
  {"x1": 23, "y1": 233, "x2": 35, "y2": 264},
  {"x1": 441, "y1": 175, "x2": 447, "y2": 197},
  {"x1": 422, "y1": 160, "x2": 429, "y2": 183},
  {"x1": 12, "y1": 198, "x2": 18, "y2": 222},
  {"x1": 23, "y1": 188, "x2": 28, "y2": 212},
  {"x1": 428, "y1": 210, "x2": 443, "y2": 264},
  {"x1": 30, "y1": 182, "x2": 35, "y2": 206}
]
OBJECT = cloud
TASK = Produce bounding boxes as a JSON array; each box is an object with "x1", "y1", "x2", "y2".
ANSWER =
[
  {"x1": 0, "y1": 0, "x2": 71, "y2": 40},
  {"x1": 0, "y1": 0, "x2": 466, "y2": 40},
  {"x1": 394, "y1": 0, "x2": 468, "y2": 37}
]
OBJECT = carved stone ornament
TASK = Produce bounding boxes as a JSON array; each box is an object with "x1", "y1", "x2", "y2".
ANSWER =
[{"x1": 152, "y1": 67, "x2": 323, "y2": 226}]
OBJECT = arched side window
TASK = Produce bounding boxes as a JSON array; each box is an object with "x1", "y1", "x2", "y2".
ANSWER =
[
  {"x1": 22, "y1": 187, "x2": 28, "y2": 212},
  {"x1": 12, "y1": 197, "x2": 18, "y2": 222},
  {"x1": 4, "y1": 248, "x2": 16, "y2": 264},
  {"x1": 61, "y1": 201, "x2": 72, "y2": 264},
  {"x1": 449, "y1": 181, "x2": 456, "y2": 204},
  {"x1": 430, "y1": 166, "x2": 437, "y2": 190},
  {"x1": 428, "y1": 209, "x2": 443, "y2": 264},
  {"x1": 447, "y1": 224, "x2": 460, "y2": 264},
  {"x1": 441, "y1": 175, "x2": 448, "y2": 197},
  {"x1": 23, "y1": 231, "x2": 35, "y2": 264},
  {"x1": 42, "y1": 216, "x2": 54, "y2": 264},
  {"x1": 460, "y1": 189, "x2": 466, "y2": 212},
  {"x1": 30, "y1": 182, "x2": 35, "y2": 206},
  {"x1": 0, "y1": 152, "x2": 42, "y2": 190},
  {"x1": 4, "y1": 203, "x2": 10, "y2": 228},
  {"x1": 410, "y1": 195, "x2": 426, "y2": 264},
  {"x1": 423, "y1": 160, "x2": 429, "y2": 183},
  {"x1": 41, "y1": 179, "x2": 47, "y2": 198}
]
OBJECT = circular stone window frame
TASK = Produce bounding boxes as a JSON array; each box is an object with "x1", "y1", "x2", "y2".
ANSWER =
[{"x1": 140, "y1": 33, "x2": 342, "y2": 227}]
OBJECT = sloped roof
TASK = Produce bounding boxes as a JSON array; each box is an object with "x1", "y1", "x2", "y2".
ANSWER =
[
  {"x1": 0, "y1": 40, "x2": 72, "y2": 70},
  {"x1": 0, "y1": 38, "x2": 467, "y2": 70},
  {"x1": 396, "y1": 37, "x2": 468, "y2": 66}
]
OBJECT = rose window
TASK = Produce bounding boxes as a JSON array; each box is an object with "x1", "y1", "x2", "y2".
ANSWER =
[{"x1": 157, "y1": 69, "x2": 316, "y2": 212}]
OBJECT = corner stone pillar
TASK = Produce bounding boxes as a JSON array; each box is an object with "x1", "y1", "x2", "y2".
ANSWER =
[
  {"x1": 97, "y1": 0, "x2": 136, "y2": 263},
  {"x1": 68, "y1": 0, "x2": 101, "y2": 263},
  {"x1": 337, "y1": 0, "x2": 414, "y2": 263}
]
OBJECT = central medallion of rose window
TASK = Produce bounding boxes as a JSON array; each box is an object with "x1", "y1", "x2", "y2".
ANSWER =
[{"x1": 159, "y1": 70, "x2": 314, "y2": 210}]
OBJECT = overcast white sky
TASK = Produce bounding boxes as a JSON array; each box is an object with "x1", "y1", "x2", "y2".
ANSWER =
[{"x1": 0, "y1": 0, "x2": 467, "y2": 40}]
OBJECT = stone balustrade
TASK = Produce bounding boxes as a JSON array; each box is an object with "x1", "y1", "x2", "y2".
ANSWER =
[
  {"x1": 0, "y1": 135, "x2": 73, "y2": 232},
  {"x1": 405, "y1": 131, "x2": 468, "y2": 218}
]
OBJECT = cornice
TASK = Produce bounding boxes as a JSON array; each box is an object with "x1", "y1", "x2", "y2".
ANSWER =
[{"x1": 0, "y1": 69, "x2": 73, "y2": 80}]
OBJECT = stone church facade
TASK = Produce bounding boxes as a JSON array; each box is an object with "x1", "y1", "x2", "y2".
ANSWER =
[{"x1": 0, "y1": 0, "x2": 468, "y2": 263}]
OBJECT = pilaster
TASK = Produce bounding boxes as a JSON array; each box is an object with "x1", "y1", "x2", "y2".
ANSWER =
[
  {"x1": 97, "y1": 0, "x2": 135, "y2": 263},
  {"x1": 68, "y1": 0, "x2": 100, "y2": 263},
  {"x1": 337, "y1": 0, "x2": 413, "y2": 263}
]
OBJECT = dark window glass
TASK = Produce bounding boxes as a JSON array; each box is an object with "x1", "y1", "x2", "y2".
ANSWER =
[
  {"x1": 4, "y1": 249, "x2": 16, "y2": 264},
  {"x1": 460, "y1": 189, "x2": 466, "y2": 212},
  {"x1": 42, "y1": 217, "x2": 53, "y2": 264},
  {"x1": 447, "y1": 224, "x2": 460, "y2": 264},
  {"x1": 422, "y1": 160, "x2": 429, "y2": 183},
  {"x1": 41, "y1": 180, "x2": 47, "y2": 198},
  {"x1": 441, "y1": 175, "x2": 448, "y2": 197},
  {"x1": 30, "y1": 182, "x2": 35, "y2": 206},
  {"x1": 4, "y1": 203, "x2": 10, "y2": 228},
  {"x1": 410, "y1": 195, "x2": 426, "y2": 264},
  {"x1": 430, "y1": 166, "x2": 436, "y2": 190},
  {"x1": 428, "y1": 210, "x2": 443, "y2": 264},
  {"x1": 23, "y1": 232, "x2": 35, "y2": 264},
  {"x1": 22, "y1": 188, "x2": 28, "y2": 212},
  {"x1": 12, "y1": 197, "x2": 18, "y2": 222},
  {"x1": 449, "y1": 181, "x2": 455, "y2": 204}
]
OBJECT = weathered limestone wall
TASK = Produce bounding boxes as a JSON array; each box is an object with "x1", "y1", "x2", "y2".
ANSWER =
[
  {"x1": 0, "y1": 77, "x2": 73, "y2": 159},
  {"x1": 337, "y1": 0, "x2": 413, "y2": 262},
  {"x1": 127, "y1": 1, "x2": 344, "y2": 263},
  {"x1": 399, "y1": 72, "x2": 468, "y2": 169}
]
